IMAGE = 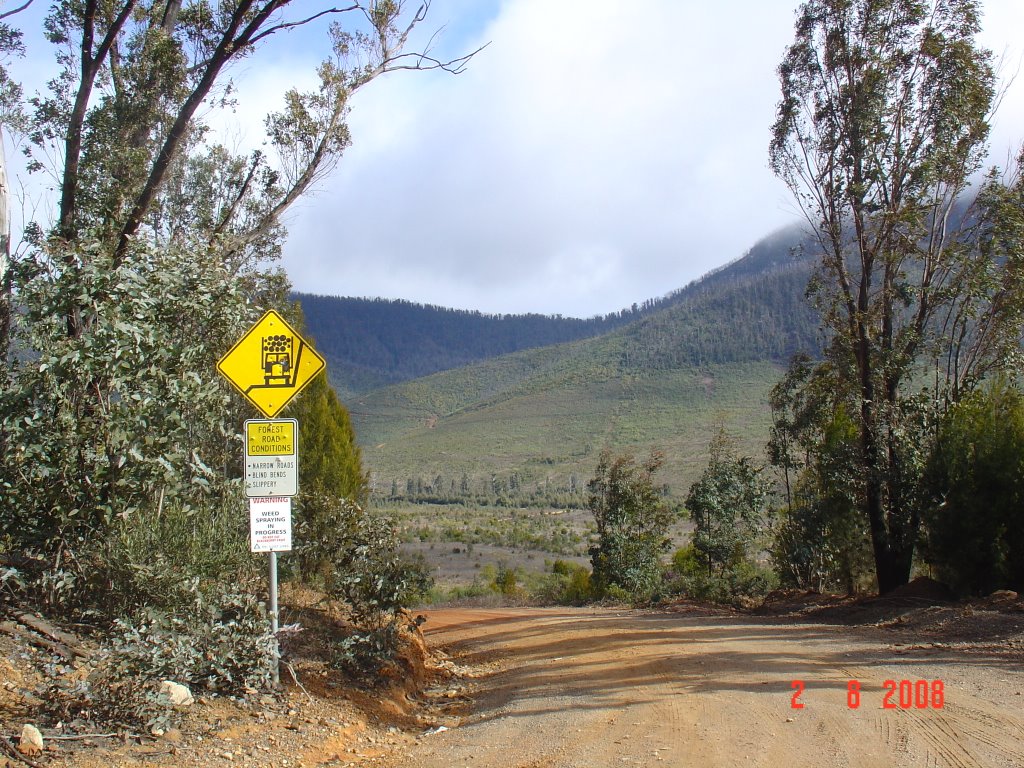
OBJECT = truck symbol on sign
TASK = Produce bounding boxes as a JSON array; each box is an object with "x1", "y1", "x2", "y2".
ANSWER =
[{"x1": 262, "y1": 335, "x2": 294, "y2": 387}]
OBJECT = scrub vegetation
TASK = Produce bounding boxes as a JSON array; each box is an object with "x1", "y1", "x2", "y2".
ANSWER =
[
  {"x1": 1, "y1": 0, "x2": 1023, "y2": 747},
  {"x1": 0, "y1": 1, "x2": 467, "y2": 730}
]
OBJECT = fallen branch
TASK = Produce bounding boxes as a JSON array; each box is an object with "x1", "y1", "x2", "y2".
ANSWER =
[
  {"x1": 0, "y1": 735, "x2": 46, "y2": 768},
  {"x1": 282, "y1": 660, "x2": 313, "y2": 702},
  {"x1": 0, "y1": 620, "x2": 76, "y2": 662},
  {"x1": 15, "y1": 612, "x2": 87, "y2": 656}
]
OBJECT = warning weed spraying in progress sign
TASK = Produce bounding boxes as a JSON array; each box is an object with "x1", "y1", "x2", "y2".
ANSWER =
[{"x1": 249, "y1": 496, "x2": 292, "y2": 552}]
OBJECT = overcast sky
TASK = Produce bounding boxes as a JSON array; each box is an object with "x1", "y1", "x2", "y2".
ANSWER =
[{"x1": 9, "y1": 1, "x2": 1024, "y2": 318}]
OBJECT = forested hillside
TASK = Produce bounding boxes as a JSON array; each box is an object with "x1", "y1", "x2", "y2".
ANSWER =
[
  {"x1": 620, "y1": 260, "x2": 818, "y2": 369},
  {"x1": 631, "y1": 224, "x2": 820, "y2": 366},
  {"x1": 295, "y1": 295, "x2": 644, "y2": 396},
  {"x1": 343, "y1": 224, "x2": 822, "y2": 506},
  {"x1": 296, "y1": 224, "x2": 814, "y2": 396}
]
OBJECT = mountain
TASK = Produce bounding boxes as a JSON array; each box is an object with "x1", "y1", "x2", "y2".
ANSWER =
[
  {"x1": 294, "y1": 295, "x2": 647, "y2": 397},
  {"x1": 296, "y1": 223, "x2": 816, "y2": 398},
  {"x1": 306, "y1": 224, "x2": 822, "y2": 503}
]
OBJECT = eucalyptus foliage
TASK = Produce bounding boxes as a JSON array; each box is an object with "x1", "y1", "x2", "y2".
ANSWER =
[
  {"x1": 770, "y1": 0, "x2": 1024, "y2": 592},
  {"x1": 768, "y1": 355, "x2": 877, "y2": 593},
  {"x1": 0, "y1": 236, "x2": 263, "y2": 614},
  {"x1": 0, "y1": 2, "x2": 469, "y2": 629},
  {"x1": 685, "y1": 430, "x2": 770, "y2": 580},
  {"x1": 293, "y1": 489, "x2": 432, "y2": 673},
  {"x1": 587, "y1": 449, "x2": 676, "y2": 601},
  {"x1": 43, "y1": 589, "x2": 275, "y2": 729},
  {"x1": 922, "y1": 379, "x2": 1024, "y2": 594}
]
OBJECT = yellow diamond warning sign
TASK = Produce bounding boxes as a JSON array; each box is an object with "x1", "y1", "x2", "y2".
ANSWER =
[{"x1": 217, "y1": 310, "x2": 325, "y2": 418}]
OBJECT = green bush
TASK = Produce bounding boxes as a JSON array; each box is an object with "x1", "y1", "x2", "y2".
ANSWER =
[
  {"x1": 42, "y1": 589, "x2": 275, "y2": 730},
  {"x1": 669, "y1": 544, "x2": 703, "y2": 580},
  {"x1": 0, "y1": 238, "x2": 260, "y2": 621},
  {"x1": 922, "y1": 381, "x2": 1024, "y2": 595},
  {"x1": 601, "y1": 584, "x2": 633, "y2": 604},
  {"x1": 686, "y1": 431, "x2": 769, "y2": 578},
  {"x1": 666, "y1": 545, "x2": 777, "y2": 606},
  {"x1": 492, "y1": 563, "x2": 521, "y2": 595},
  {"x1": 422, "y1": 580, "x2": 495, "y2": 605},
  {"x1": 90, "y1": 500, "x2": 254, "y2": 620},
  {"x1": 530, "y1": 560, "x2": 593, "y2": 605},
  {"x1": 294, "y1": 490, "x2": 433, "y2": 675},
  {"x1": 587, "y1": 450, "x2": 676, "y2": 602}
]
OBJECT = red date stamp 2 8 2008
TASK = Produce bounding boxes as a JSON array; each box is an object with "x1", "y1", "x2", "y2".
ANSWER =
[{"x1": 790, "y1": 679, "x2": 945, "y2": 709}]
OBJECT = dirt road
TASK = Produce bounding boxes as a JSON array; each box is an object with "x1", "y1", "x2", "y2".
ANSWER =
[{"x1": 386, "y1": 606, "x2": 1024, "y2": 768}]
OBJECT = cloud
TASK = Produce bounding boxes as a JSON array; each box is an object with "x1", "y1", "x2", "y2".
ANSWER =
[
  {"x1": 5, "y1": 1, "x2": 1022, "y2": 319},
  {"x1": 978, "y1": 2, "x2": 1024, "y2": 164},
  {"x1": 282, "y1": 0, "x2": 804, "y2": 316}
]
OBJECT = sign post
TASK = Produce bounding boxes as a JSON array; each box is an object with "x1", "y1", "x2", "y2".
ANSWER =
[{"x1": 217, "y1": 310, "x2": 326, "y2": 687}]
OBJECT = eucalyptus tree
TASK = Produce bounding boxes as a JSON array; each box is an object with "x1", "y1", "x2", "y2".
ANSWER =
[
  {"x1": 587, "y1": 449, "x2": 675, "y2": 600},
  {"x1": 0, "y1": 1, "x2": 478, "y2": 614},
  {"x1": 0, "y1": 1, "x2": 28, "y2": 355},
  {"x1": 686, "y1": 429, "x2": 770, "y2": 580},
  {"x1": 770, "y1": 0, "x2": 1024, "y2": 593},
  {"x1": 767, "y1": 356, "x2": 873, "y2": 592},
  {"x1": 923, "y1": 379, "x2": 1024, "y2": 595},
  {"x1": 23, "y1": 1, "x2": 477, "y2": 332}
]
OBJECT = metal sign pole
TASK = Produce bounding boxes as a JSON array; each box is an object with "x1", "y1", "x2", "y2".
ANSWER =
[
  {"x1": 249, "y1": 496, "x2": 291, "y2": 687},
  {"x1": 269, "y1": 551, "x2": 280, "y2": 686}
]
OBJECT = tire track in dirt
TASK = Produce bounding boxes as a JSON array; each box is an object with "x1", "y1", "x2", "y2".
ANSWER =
[{"x1": 854, "y1": 660, "x2": 1024, "y2": 768}]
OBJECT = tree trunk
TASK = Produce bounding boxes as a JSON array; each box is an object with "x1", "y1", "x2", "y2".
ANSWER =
[{"x1": 0, "y1": 124, "x2": 9, "y2": 356}]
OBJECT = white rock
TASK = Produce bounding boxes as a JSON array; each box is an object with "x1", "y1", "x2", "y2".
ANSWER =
[
  {"x1": 160, "y1": 680, "x2": 195, "y2": 707},
  {"x1": 19, "y1": 724, "x2": 44, "y2": 756}
]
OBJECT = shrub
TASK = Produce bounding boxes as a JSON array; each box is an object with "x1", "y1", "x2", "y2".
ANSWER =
[
  {"x1": 42, "y1": 589, "x2": 274, "y2": 730},
  {"x1": 769, "y1": 495, "x2": 874, "y2": 594},
  {"x1": 294, "y1": 490, "x2": 433, "y2": 675},
  {"x1": 492, "y1": 563, "x2": 521, "y2": 596},
  {"x1": 922, "y1": 381, "x2": 1024, "y2": 595},
  {"x1": 686, "y1": 430, "x2": 770, "y2": 578},
  {"x1": 667, "y1": 546, "x2": 778, "y2": 606},
  {"x1": 539, "y1": 560, "x2": 593, "y2": 605},
  {"x1": 601, "y1": 584, "x2": 633, "y2": 604},
  {"x1": 90, "y1": 499, "x2": 253, "y2": 620},
  {"x1": 587, "y1": 449, "x2": 676, "y2": 601},
  {"x1": 0, "y1": 238, "x2": 260, "y2": 621}
]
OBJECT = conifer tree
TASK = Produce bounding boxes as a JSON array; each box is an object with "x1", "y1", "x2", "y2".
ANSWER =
[{"x1": 289, "y1": 359, "x2": 368, "y2": 504}]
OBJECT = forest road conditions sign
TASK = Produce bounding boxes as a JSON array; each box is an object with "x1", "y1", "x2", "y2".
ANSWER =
[
  {"x1": 217, "y1": 309, "x2": 325, "y2": 418},
  {"x1": 244, "y1": 419, "x2": 298, "y2": 497}
]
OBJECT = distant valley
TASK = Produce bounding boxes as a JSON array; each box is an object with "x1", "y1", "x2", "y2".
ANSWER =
[{"x1": 299, "y1": 224, "x2": 821, "y2": 501}]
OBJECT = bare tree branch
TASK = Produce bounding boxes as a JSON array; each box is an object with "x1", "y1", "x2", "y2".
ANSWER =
[
  {"x1": 379, "y1": 43, "x2": 488, "y2": 76},
  {"x1": 246, "y1": 4, "x2": 360, "y2": 47},
  {"x1": 58, "y1": 0, "x2": 138, "y2": 245},
  {"x1": 212, "y1": 152, "x2": 261, "y2": 239},
  {"x1": 114, "y1": 0, "x2": 272, "y2": 263},
  {"x1": 0, "y1": 1, "x2": 33, "y2": 22},
  {"x1": 117, "y1": 0, "x2": 486, "y2": 264}
]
